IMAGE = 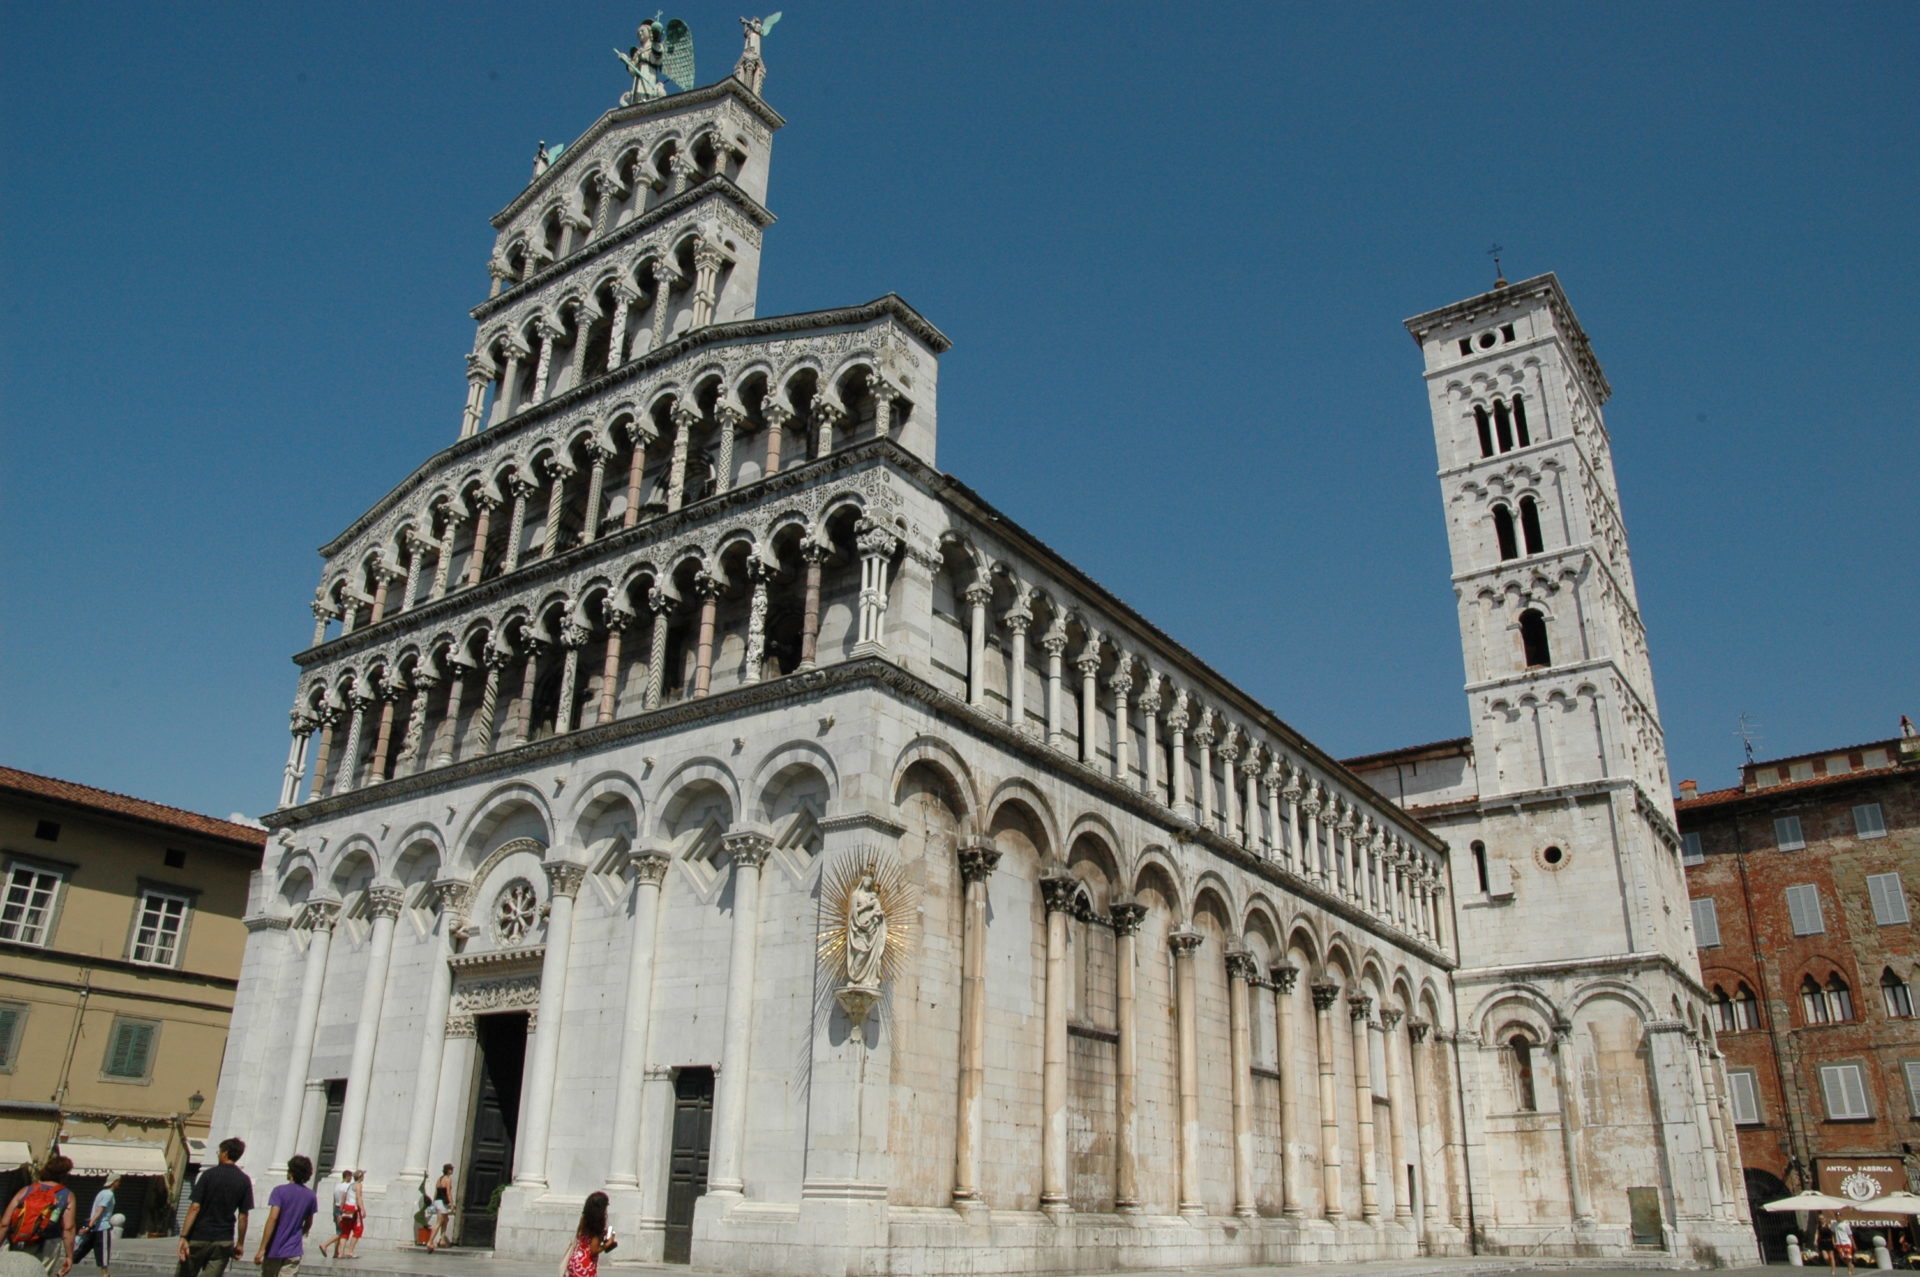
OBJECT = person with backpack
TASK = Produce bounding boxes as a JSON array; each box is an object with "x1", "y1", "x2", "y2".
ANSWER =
[
  {"x1": 67, "y1": 1176, "x2": 118, "y2": 1275},
  {"x1": 0, "y1": 1154, "x2": 76, "y2": 1275},
  {"x1": 177, "y1": 1139, "x2": 252, "y2": 1277}
]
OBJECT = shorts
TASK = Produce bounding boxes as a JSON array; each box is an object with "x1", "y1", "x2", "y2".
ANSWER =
[
  {"x1": 1836, "y1": 1241, "x2": 1856, "y2": 1258},
  {"x1": 261, "y1": 1258, "x2": 303, "y2": 1277}
]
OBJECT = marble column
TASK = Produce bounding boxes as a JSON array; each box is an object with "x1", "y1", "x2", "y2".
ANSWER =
[
  {"x1": 366, "y1": 683, "x2": 401, "y2": 782},
  {"x1": 428, "y1": 1018, "x2": 476, "y2": 1186},
  {"x1": 761, "y1": 403, "x2": 790, "y2": 475},
  {"x1": 1303, "y1": 792, "x2": 1325, "y2": 883},
  {"x1": 1170, "y1": 927, "x2": 1205, "y2": 1216},
  {"x1": 464, "y1": 495, "x2": 497, "y2": 588},
  {"x1": 1312, "y1": 980, "x2": 1345, "y2": 1218},
  {"x1": 1243, "y1": 757, "x2": 1262, "y2": 850},
  {"x1": 605, "y1": 283, "x2": 637, "y2": 371},
  {"x1": 503, "y1": 477, "x2": 536, "y2": 573},
  {"x1": 708, "y1": 832, "x2": 772, "y2": 1196},
  {"x1": 691, "y1": 243, "x2": 723, "y2": 328},
  {"x1": 1039, "y1": 873, "x2": 1077, "y2": 1211},
  {"x1": 489, "y1": 342, "x2": 526, "y2": 425},
  {"x1": 1408, "y1": 1019, "x2": 1439, "y2": 1225},
  {"x1": 272, "y1": 900, "x2": 338, "y2": 1170},
  {"x1": 472, "y1": 646, "x2": 509, "y2": 754},
  {"x1": 963, "y1": 583, "x2": 991, "y2": 708},
  {"x1": 461, "y1": 358, "x2": 493, "y2": 438},
  {"x1": 598, "y1": 605, "x2": 633, "y2": 723},
  {"x1": 854, "y1": 525, "x2": 898, "y2": 648},
  {"x1": 713, "y1": 405, "x2": 743, "y2": 494},
  {"x1": 1108, "y1": 664, "x2": 1134, "y2": 781},
  {"x1": 528, "y1": 320, "x2": 558, "y2": 405},
  {"x1": 1002, "y1": 608, "x2": 1031, "y2": 732},
  {"x1": 1350, "y1": 995, "x2": 1381, "y2": 1222},
  {"x1": 400, "y1": 881, "x2": 470, "y2": 1181},
  {"x1": 621, "y1": 424, "x2": 652, "y2": 529},
  {"x1": 332, "y1": 691, "x2": 370, "y2": 795},
  {"x1": 1551, "y1": 1020, "x2": 1593, "y2": 1225},
  {"x1": 1074, "y1": 640, "x2": 1102, "y2": 765},
  {"x1": 1192, "y1": 716, "x2": 1217, "y2": 830},
  {"x1": 333, "y1": 885, "x2": 405, "y2": 1172},
  {"x1": 649, "y1": 263, "x2": 676, "y2": 351},
  {"x1": 1272, "y1": 963, "x2": 1303, "y2": 1217},
  {"x1": 556, "y1": 621, "x2": 589, "y2": 731},
  {"x1": 1110, "y1": 902, "x2": 1147, "y2": 1213},
  {"x1": 1040, "y1": 629, "x2": 1067, "y2": 749},
  {"x1": 1166, "y1": 695, "x2": 1191, "y2": 818},
  {"x1": 951, "y1": 840, "x2": 1000, "y2": 1206},
  {"x1": 507, "y1": 638, "x2": 543, "y2": 748},
  {"x1": 279, "y1": 712, "x2": 315, "y2": 808},
  {"x1": 1381, "y1": 1009, "x2": 1412, "y2": 1220},
  {"x1": 435, "y1": 665, "x2": 468, "y2": 766},
  {"x1": 1225, "y1": 950, "x2": 1258, "y2": 1217},
  {"x1": 306, "y1": 706, "x2": 338, "y2": 799},
  {"x1": 513, "y1": 860, "x2": 585, "y2": 1187},
  {"x1": 1265, "y1": 764, "x2": 1286, "y2": 862},
  {"x1": 607, "y1": 851, "x2": 671, "y2": 1187},
  {"x1": 810, "y1": 399, "x2": 845, "y2": 459},
  {"x1": 797, "y1": 541, "x2": 828, "y2": 670},
  {"x1": 643, "y1": 591, "x2": 672, "y2": 709},
  {"x1": 580, "y1": 444, "x2": 609, "y2": 543},
  {"x1": 539, "y1": 460, "x2": 575, "y2": 558},
  {"x1": 1217, "y1": 737, "x2": 1241, "y2": 840},
  {"x1": 397, "y1": 671, "x2": 436, "y2": 777},
  {"x1": 691, "y1": 572, "x2": 720, "y2": 697},
  {"x1": 742, "y1": 561, "x2": 770, "y2": 684},
  {"x1": 666, "y1": 404, "x2": 699, "y2": 512}
]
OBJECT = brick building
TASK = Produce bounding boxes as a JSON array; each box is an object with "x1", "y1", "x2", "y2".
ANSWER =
[{"x1": 1678, "y1": 723, "x2": 1920, "y2": 1256}]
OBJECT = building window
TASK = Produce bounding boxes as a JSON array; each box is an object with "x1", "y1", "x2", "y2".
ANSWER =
[
  {"x1": 101, "y1": 1016, "x2": 159, "y2": 1083},
  {"x1": 1727, "y1": 1069, "x2": 1762, "y2": 1125},
  {"x1": 1785, "y1": 884, "x2": 1824, "y2": 935},
  {"x1": 1774, "y1": 815, "x2": 1806, "y2": 851},
  {"x1": 33, "y1": 821, "x2": 59, "y2": 842},
  {"x1": 129, "y1": 890, "x2": 192, "y2": 967},
  {"x1": 1826, "y1": 975, "x2": 1855, "y2": 1022},
  {"x1": 1682, "y1": 832, "x2": 1704, "y2": 865},
  {"x1": 1493, "y1": 399, "x2": 1515, "y2": 452},
  {"x1": 1855, "y1": 803, "x2": 1888, "y2": 839},
  {"x1": 1802, "y1": 976, "x2": 1831, "y2": 1024},
  {"x1": 1473, "y1": 406, "x2": 1495, "y2": 458},
  {"x1": 1691, "y1": 898, "x2": 1721, "y2": 947},
  {"x1": 0, "y1": 1001, "x2": 25, "y2": 1072},
  {"x1": 1519, "y1": 610, "x2": 1551, "y2": 668},
  {"x1": 1493, "y1": 505, "x2": 1519, "y2": 561},
  {"x1": 0, "y1": 863, "x2": 64, "y2": 946},
  {"x1": 1883, "y1": 969, "x2": 1914, "y2": 1018},
  {"x1": 1732, "y1": 983, "x2": 1760, "y2": 1030},
  {"x1": 1471, "y1": 841, "x2": 1489, "y2": 894},
  {"x1": 1518, "y1": 495, "x2": 1544, "y2": 554},
  {"x1": 1819, "y1": 1063, "x2": 1871, "y2": 1120},
  {"x1": 1712, "y1": 986, "x2": 1737, "y2": 1033},
  {"x1": 1508, "y1": 1034, "x2": 1538, "y2": 1111},
  {"x1": 1511, "y1": 394, "x2": 1531, "y2": 446},
  {"x1": 1905, "y1": 1062, "x2": 1920, "y2": 1116},
  {"x1": 1869, "y1": 873, "x2": 1910, "y2": 926}
]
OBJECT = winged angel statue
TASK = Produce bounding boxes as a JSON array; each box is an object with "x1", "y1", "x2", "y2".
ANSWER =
[
  {"x1": 616, "y1": 15, "x2": 697, "y2": 104},
  {"x1": 733, "y1": 12, "x2": 781, "y2": 96}
]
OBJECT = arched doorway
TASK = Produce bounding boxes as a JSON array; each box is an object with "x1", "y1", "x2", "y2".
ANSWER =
[{"x1": 1746, "y1": 1166, "x2": 1795, "y2": 1264}]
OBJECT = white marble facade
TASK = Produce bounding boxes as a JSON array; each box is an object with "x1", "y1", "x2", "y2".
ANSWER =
[{"x1": 216, "y1": 40, "x2": 1752, "y2": 1277}]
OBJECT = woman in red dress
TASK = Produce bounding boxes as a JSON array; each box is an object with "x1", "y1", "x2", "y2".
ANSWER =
[{"x1": 563, "y1": 1193, "x2": 616, "y2": 1277}]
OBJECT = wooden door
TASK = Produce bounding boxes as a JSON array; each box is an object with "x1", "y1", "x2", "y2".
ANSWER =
[{"x1": 662, "y1": 1068, "x2": 714, "y2": 1264}]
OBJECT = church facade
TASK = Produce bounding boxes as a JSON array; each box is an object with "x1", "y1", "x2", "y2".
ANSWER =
[{"x1": 214, "y1": 26, "x2": 1757, "y2": 1273}]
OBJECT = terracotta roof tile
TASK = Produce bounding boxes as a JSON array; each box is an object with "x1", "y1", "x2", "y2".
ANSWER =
[
  {"x1": 1676, "y1": 764, "x2": 1914, "y2": 812},
  {"x1": 0, "y1": 766, "x2": 267, "y2": 849},
  {"x1": 1342, "y1": 736, "x2": 1473, "y2": 769}
]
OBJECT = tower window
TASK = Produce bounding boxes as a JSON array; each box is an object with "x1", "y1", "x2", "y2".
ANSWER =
[
  {"x1": 1493, "y1": 399, "x2": 1514, "y2": 452},
  {"x1": 1507, "y1": 1034, "x2": 1538, "y2": 1111},
  {"x1": 1511, "y1": 394, "x2": 1531, "y2": 447},
  {"x1": 1500, "y1": 324, "x2": 1516, "y2": 342},
  {"x1": 1519, "y1": 610, "x2": 1551, "y2": 668},
  {"x1": 1519, "y1": 495, "x2": 1544, "y2": 554},
  {"x1": 1458, "y1": 338, "x2": 1474, "y2": 357},
  {"x1": 1471, "y1": 840, "x2": 1489, "y2": 893},
  {"x1": 1493, "y1": 506, "x2": 1519, "y2": 561},
  {"x1": 1474, "y1": 406, "x2": 1495, "y2": 458}
]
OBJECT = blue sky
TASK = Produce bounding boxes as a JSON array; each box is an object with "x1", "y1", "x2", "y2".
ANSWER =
[{"x1": 3, "y1": 3, "x2": 1915, "y2": 820}]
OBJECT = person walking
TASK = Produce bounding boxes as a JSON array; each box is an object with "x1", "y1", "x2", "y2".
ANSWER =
[
  {"x1": 1, "y1": 1154, "x2": 77, "y2": 1275},
  {"x1": 341, "y1": 1174, "x2": 365, "y2": 1260},
  {"x1": 252, "y1": 1155, "x2": 318, "y2": 1277},
  {"x1": 67, "y1": 1177, "x2": 118, "y2": 1276},
  {"x1": 561, "y1": 1193, "x2": 616, "y2": 1277},
  {"x1": 178, "y1": 1138, "x2": 253, "y2": 1277},
  {"x1": 1832, "y1": 1215, "x2": 1857, "y2": 1272},
  {"x1": 317, "y1": 1174, "x2": 353, "y2": 1260},
  {"x1": 423, "y1": 1166, "x2": 455, "y2": 1253}
]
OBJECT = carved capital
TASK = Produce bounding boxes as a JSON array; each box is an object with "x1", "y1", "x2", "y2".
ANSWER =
[
  {"x1": 961, "y1": 581, "x2": 993, "y2": 608},
  {"x1": 1135, "y1": 688, "x2": 1162, "y2": 716},
  {"x1": 1168, "y1": 926, "x2": 1203, "y2": 958},
  {"x1": 543, "y1": 860, "x2": 586, "y2": 899},
  {"x1": 723, "y1": 831, "x2": 773, "y2": 869},
  {"x1": 445, "y1": 1013, "x2": 476, "y2": 1039},
  {"x1": 433, "y1": 878, "x2": 474, "y2": 921},
  {"x1": 1225, "y1": 949, "x2": 1259, "y2": 983},
  {"x1": 603, "y1": 603, "x2": 636, "y2": 631},
  {"x1": 957, "y1": 841, "x2": 1001, "y2": 884},
  {"x1": 855, "y1": 525, "x2": 900, "y2": 559},
  {"x1": 629, "y1": 849, "x2": 672, "y2": 886},
  {"x1": 366, "y1": 885, "x2": 406, "y2": 921},
  {"x1": 1109, "y1": 901, "x2": 1147, "y2": 936},
  {"x1": 1270, "y1": 961, "x2": 1300, "y2": 994},
  {"x1": 1107, "y1": 670, "x2": 1134, "y2": 695},
  {"x1": 1381, "y1": 1008, "x2": 1404, "y2": 1031},
  {"x1": 289, "y1": 708, "x2": 318, "y2": 736},
  {"x1": 559, "y1": 620, "x2": 592, "y2": 649},
  {"x1": 1408, "y1": 1018, "x2": 1431, "y2": 1043},
  {"x1": 1039, "y1": 872, "x2": 1080, "y2": 915},
  {"x1": 692, "y1": 570, "x2": 723, "y2": 600},
  {"x1": 800, "y1": 538, "x2": 833, "y2": 566},
  {"x1": 1310, "y1": 980, "x2": 1341, "y2": 1011},
  {"x1": 1348, "y1": 994, "x2": 1374, "y2": 1023}
]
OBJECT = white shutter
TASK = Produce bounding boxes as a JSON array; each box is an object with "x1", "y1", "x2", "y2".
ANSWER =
[
  {"x1": 1786, "y1": 885, "x2": 1825, "y2": 936},
  {"x1": 1869, "y1": 873, "x2": 1909, "y2": 926},
  {"x1": 1820, "y1": 1064, "x2": 1870, "y2": 1119},
  {"x1": 1727, "y1": 1070, "x2": 1760, "y2": 1125},
  {"x1": 1774, "y1": 816, "x2": 1805, "y2": 850},
  {"x1": 1682, "y1": 833, "x2": 1704, "y2": 865},
  {"x1": 1856, "y1": 803, "x2": 1888, "y2": 838},
  {"x1": 1690, "y1": 898, "x2": 1721, "y2": 947},
  {"x1": 1905, "y1": 1062, "x2": 1920, "y2": 1116}
]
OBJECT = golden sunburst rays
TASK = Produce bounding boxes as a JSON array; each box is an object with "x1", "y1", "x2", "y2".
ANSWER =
[{"x1": 817, "y1": 846, "x2": 918, "y2": 986}]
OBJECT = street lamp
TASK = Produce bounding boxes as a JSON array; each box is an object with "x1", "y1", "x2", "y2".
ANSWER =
[{"x1": 186, "y1": 1091, "x2": 204, "y2": 1118}]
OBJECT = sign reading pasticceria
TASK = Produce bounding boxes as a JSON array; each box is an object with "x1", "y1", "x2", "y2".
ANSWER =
[{"x1": 1817, "y1": 1157, "x2": 1909, "y2": 1229}]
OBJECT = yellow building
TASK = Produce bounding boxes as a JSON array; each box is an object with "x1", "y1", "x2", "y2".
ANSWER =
[{"x1": 0, "y1": 766, "x2": 262, "y2": 1233}]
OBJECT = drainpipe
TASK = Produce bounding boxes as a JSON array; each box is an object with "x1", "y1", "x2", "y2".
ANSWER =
[{"x1": 52, "y1": 969, "x2": 92, "y2": 1108}]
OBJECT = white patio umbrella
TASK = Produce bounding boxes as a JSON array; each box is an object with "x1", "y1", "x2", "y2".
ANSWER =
[
  {"x1": 1861, "y1": 1191, "x2": 1920, "y2": 1214},
  {"x1": 1763, "y1": 1191, "x2": 1852, "y2": 1212}
]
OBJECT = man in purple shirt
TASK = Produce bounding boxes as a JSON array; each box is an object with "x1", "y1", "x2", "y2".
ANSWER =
[{"x1": 251, "y1": 1155, "x2": 318, "y2": 1277}]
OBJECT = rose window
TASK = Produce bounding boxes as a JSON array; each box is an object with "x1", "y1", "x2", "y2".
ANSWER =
[{"x1": 494, "y1": 879, "x2": 540, "y2": 944}]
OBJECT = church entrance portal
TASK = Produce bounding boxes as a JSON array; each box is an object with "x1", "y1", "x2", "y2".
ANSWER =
[
  {"x1": 460, "y1": 1012, "x2": 528, "y2": 1249},
  {"x1": 662, "y1": 1067, "x2": 714, "y2": 1264}
]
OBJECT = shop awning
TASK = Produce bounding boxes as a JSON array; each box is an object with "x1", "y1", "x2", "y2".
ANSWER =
[
  {"x1": 58, "y1": 1138, "x2": 170, "y2": 1176},
  {"x1": 0, "y1": 1140, "x2": 32, "y2": 1167}
]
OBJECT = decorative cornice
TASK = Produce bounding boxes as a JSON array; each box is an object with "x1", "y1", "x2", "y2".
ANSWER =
[
  {"x1": 447, "y1": 944, "x2": 545, "y2": 974},
  {"x1": 818, "y1": 811, "x2": 907, "y2": 839}
]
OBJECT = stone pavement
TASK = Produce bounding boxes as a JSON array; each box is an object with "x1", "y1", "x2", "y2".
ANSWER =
[{"x1": 101, "y1": 1236, "x2": 1778, "y2": 1277}]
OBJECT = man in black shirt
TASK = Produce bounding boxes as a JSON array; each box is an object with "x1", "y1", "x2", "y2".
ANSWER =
[{"x1": 179, "y1": 1138, "x2": 253, "y2": 1277}]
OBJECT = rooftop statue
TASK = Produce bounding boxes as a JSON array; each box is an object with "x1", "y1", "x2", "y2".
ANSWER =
[
  {"x1": 733, "y1": 12, "x2": 780, "y2": 96},
  {"x1": 615, "y1": 18, "x2": 666, "y2": 104}
]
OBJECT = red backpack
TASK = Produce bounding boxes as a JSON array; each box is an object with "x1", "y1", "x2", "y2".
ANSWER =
[{"x1": 6, "y1": 1182, "x2": 70, "y2": 1247}]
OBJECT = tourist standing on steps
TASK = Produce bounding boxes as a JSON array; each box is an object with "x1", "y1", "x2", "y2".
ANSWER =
[
  {"x1": 317, "y1": 1173, "x2": 353, "y2": 1260},
  {"x1": 69, "y1": 1176, "x2": 118, "y2": 1276},
  {"x1": 254, "y1": 1156, "x2": 318, "y2": 1277},
  {"x1": 561, "y1": 1193, "x2": 616, "y2": 1277},
  {"x1": 1, "y1": 1154, "x2": 77, "y2": 1275},
  {"x1": 179, "y1": 1139, "x2": 253, "y2": 1277},
  {"x1": 423, "y1": 1166, "x2": 455, "y2": 1253}
]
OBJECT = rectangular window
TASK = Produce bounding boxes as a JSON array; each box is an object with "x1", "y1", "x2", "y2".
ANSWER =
[
  {"x1": 101, "y1": 1016, "x2": 158, "y2": 1082},
  {"x1": 0, "y1": 1001, "x2": 25, "y2": 1072},
  {"x1": 129, "y1": 890, "x2": 191, "y2": 967},
  {"x1": 0, "y1": 864, "x2": 63, "y2": 946},
  {"x1": 1690, "y1": 898, "x2": 1721, "y2": 947},
  {"x1": 1855, "y1": 803, "x2": 1888, "y2": 839},
  {"x1": 1820, "y1": 1063, "x2": 1872, "y2": 1119},
  {"x1": 1727, "y1": 1069, "x2": 1761, "y2": 1125},
  {"x1": 1785, "y1": 884, "x2": 1825, "y2": 936},
  {"x1": 1906, "y1": 1062, "x2": 1920, "y2": 1116},
  {"x1": 1682, "y1": 832, "x2": 1704, "y2": 865},
  {"x1": 1775, "y1": 815, "x2": 1806, "y2": 851},
  {"x1": 1869, "y1": 873, "x2": 1910, "y2": 926}
]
